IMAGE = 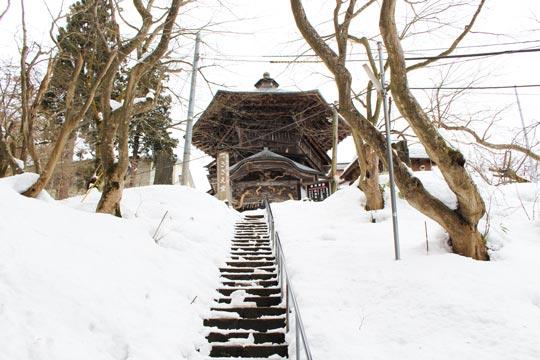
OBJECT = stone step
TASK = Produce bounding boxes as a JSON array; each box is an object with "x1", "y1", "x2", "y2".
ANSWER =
[
  {"x1": 234, "y1": 229, "x2": 268, "y2": 232},
  {"x1": 231, "y1": 245, "x2": 272, "y2": 249},
  {"x1": 234, "y1": 233, "x2": 268, "y2": 236},
  {"x1": 210, "y1": 344, "x2": 288, "y2": 358},
  {"x1": 210, "y1": 306, "x2": 286, "y2": 318},
  {"x1": 219, "y1": 267, "x2": 276, "y2": 273},
  {"x1": 234, "y1": 235, "x2": 268, "y2": 238},
  {"x1": 235, "y1": 229, "x2": 268, "y2": 232},
  {"x1": 231, "y1": 241, "x2": 271, "y2": 245},
  {"x1": 221, "y1": 279, "x2": 279, "y2": 287},
  {"x1": 225, "y1": 261, "x2": 275, "y2": 268},
  {"x1": 221, "y1": 273, "x2": 277, "y2": 281},
  {"x1": 230, "y1": 251, "x2": 273, "y2": 256},
  {"x1": 231, "y1": 239, "x2": 270, "y2": 245},
  {"x1": 206, "y1": 331, "x2": 285, "y2": 344},
  {"x1": 217, "y1": 295, "x2": 282, "y2": 307},
  {"x1": 232, "y1": 238, "x2": 270, "y2": 243},
  {"x1": 230, "y1": 250, "x2": 273, "y2": 255},
  {"x1": 204, "y1": 317, "x2": 286, "y2": 331},
  {"x1": 231, "y1": 244, "x2": 271, "y2": 249},
  {"x1": 234, "y1": 233, "x2": 269, "y2": 236},
  {"x1": 218, "y1": 287, "x2": 281, "y2": 297},
  {"x1": 229, "y1": 256, "x2": 276, "y2": 261},
  {"x1": 234, "y1": 229, "x2": 270, "y2": 236},
  {"x1": 231, "y1": 245, "x2": 271, "y2": 249}
]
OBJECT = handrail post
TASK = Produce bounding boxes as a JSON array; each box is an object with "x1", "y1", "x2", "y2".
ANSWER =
[
  {"x1": 296, "y1": 314, "x2": 301, "y2": 360},
  {"x1": 265, "y1": 198, "x2": 313, "y2": 360},
  {"x1": 286, "y1": 278, "x2": 290, "y2": 332}
]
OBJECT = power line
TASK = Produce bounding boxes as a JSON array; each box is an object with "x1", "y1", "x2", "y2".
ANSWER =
[
  {"x1": 127, "y1": 81, "x2": 540, "y2": 179},
  {"x1": 406, "y1": 47, "x2": 540, "y2": 60},
  {"x1": 201, "y1": 46, "x2": 540, "y2": 64},
  {"x1": 410, "y1": 84, "x2": 540, "y2": 90},
  {"x1": 203, "y1": 39, "x2": 540, "y2": 59}
]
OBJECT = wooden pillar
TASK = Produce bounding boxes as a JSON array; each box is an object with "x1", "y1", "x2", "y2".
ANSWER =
[
  {"x1": 330, "y1": 105, "x2": 339, "y2": 193},
  {"x1": 216, "y1": 151, "x2": 232, "y2": 205}
]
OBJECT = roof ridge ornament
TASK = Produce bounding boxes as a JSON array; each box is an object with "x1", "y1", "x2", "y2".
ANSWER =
[{"x1": 254, "y1": 72, "x2": 279, "y2": 89}]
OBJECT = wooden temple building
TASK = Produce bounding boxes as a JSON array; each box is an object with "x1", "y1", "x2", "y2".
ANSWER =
[{"x1": 192, "y1": 73, "x2": 348, "y2": 211}]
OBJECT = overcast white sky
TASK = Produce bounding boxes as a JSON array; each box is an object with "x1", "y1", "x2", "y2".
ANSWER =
[{"x1": 1, "y1": 0, "x2": 539, "y2": 189}]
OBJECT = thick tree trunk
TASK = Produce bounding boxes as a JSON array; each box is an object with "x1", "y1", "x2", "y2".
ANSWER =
[
  {"x1": 96, "y1": 118, "x2": 128, "y2": 216},
  {"x1": 129, "y1": 128, "x2": 141, "y2": 187},
  {"x1": 93, "y1": 0, "x2": 181, "y2": 215},
  {"x1": 153, "y1": 150, "x2": 174, "y2": 185},
  {"x1": 362, "y1": 146, "x2": 383, "y2": 211},
  {"x1": 290, "y1": 0, "x2": 489, "y2": 260},
  {"x1": 22, "y1": 52, "x2": 114, "y2": 198},
  {"x1": 96, "y1": 165, "x2": 124, "y2": 217},
  {"x1": 379, "y1": 0, "x2": 488, "y2": 259},
  {"x1": 448, "y1": 223, "x2": 489, "y2": 260},
  {"x1": 22, "y1": 119, "x2": 78, "y2": 197},
  {"x1": 0, "y1": 137, "x2": 23, "y2": 177},
  {"x1": 57, "y1": 131, "x2": 76, "y2": 199},
  {"x1": 352, "y1": 132, "x2": 384, "y2": 210}
]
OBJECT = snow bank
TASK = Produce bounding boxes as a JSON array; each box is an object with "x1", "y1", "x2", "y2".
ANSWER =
[
  {"x1": 0, "y1": 174, "x2": 238, "y2": 360},
  {"x1": 272, "y1": 172, "x2": 540, "y2": 360}
]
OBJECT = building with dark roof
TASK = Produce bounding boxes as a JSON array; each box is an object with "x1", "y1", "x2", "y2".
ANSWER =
[{"x1": 192, "y1": 73, "x2": 349, "y2": 210}]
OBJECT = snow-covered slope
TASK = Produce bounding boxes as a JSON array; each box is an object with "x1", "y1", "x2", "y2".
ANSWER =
[
  {"x1": 2, "y1": 171, "x2": 539, "y2": 360},
  {"x1": 272, "y1": 171, "x2": 540, "y2": 360},
  {"x1": 0, "y1": 174, "x2": 238, "y2": 360}
]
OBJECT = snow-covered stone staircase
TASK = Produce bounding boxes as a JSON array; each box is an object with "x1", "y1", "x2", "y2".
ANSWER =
[{"x1": 204, "y1": 214, "x2": 288, "y2": 358}]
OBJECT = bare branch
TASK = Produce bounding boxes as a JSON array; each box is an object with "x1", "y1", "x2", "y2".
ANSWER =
[{"x1": 406, "y1": 0, "x2": 486, "y2": 72}]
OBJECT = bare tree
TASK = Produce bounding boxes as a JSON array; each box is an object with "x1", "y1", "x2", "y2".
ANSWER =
[
  {"x1": 290, "y1": 0, "x2": 490, "y2": 260},
  {"x1": 426, "y1": 75, "x2": 539, "y2": 183},
  {"x1": 0, "y1": 62, "x2": 24, "y2": 176},
  {"x1": 93, "y1": 0, "x2": 184, "y2": 216},
  {"x1": 22, "y1": 50, "x2": 116, "y2": 198}
]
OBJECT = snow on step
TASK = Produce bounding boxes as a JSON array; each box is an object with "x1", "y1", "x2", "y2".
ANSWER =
[{"x1": 204, "y1": 214, "x2": 288, "y2": 358}]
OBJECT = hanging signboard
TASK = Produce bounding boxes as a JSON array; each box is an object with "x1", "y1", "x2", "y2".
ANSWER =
[
  {"x1": 216, "y1": 151, "x2": 232, "y2": 204},
  {"x1": 306, "y1": 181, "x2": 330, "y2": 202}
]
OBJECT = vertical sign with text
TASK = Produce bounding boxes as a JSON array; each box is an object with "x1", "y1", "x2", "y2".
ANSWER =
[{"x1": 216, "y1": 151, "x2": 231, "y2": 204}]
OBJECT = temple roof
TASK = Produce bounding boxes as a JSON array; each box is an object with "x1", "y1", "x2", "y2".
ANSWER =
[
  {"x1": 230, "y1": 149, "x2": 324, "y2": 176},
  {"x1": 192, "y1": 89, "x2": 349, "y2": 155}
]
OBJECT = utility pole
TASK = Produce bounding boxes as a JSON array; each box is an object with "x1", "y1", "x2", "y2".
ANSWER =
[
  {"x1": 363, "y1": 42, "x2": 401, "y2": 260},
  {"x1": 330, "y1": 104, "x2": 339, "y2": 193},
  {"x1": 378, "y1": 42, "x2": 401, "y2": 261},
  {"x1": 181, "y1": 32, "x2": 201, "y2": 186},
  {"x1": 514, "y1": 86, "x2": 537, "y2": 182}
]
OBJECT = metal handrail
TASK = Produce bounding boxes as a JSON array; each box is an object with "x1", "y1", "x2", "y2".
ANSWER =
[{"x1": 263, "y1": 197, "x2": 314, "y2": 360}]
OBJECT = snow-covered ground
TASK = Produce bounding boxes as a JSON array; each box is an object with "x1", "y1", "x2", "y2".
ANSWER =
[
  {"x1": 272, "y1": 170, "x2": 540, "y2": 360},
  {"x1": 0, "y1": 173, "x2": 238, "y2": 360},
  {"x1": 1, "y1": 170, "x2": 539, "y2": 360}
]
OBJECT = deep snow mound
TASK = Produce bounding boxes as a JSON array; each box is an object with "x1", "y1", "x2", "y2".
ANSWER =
[
  {"x1": 0, "y1": 174, "x2": 238, "y2": 360},
  {"x1": 272, "y1": 173, "x2": 540, "y2": 360}
]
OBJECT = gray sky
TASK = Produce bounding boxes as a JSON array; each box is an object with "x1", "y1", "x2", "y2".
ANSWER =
[{"x1": 1, "y1": 0, "x2": 539, "y2": 189}]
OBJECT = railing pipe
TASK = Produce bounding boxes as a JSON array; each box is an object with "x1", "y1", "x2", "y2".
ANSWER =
[
  {"x1": 265, "y1": 197, "x2": 313, "y2": 360},
  {"x1": 296, "y1": 314, "x2": 301, "y2": 360},
  {"x1": 286, "y1": 279, "x2": 290, "y2": 332}
]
